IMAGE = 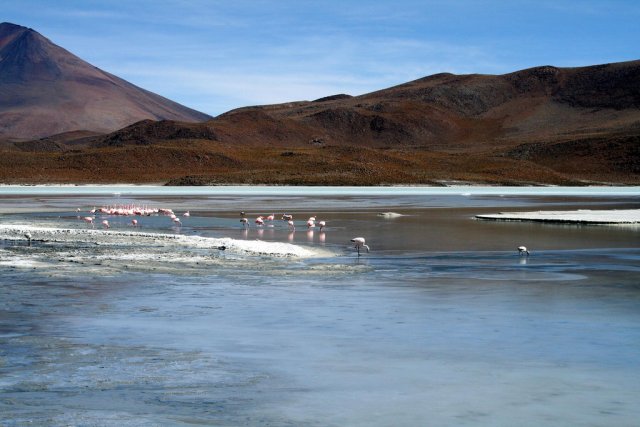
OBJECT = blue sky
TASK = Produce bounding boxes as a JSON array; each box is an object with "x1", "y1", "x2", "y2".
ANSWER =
[{"x1": 4, "y1": 1, "x2": 639, "y2": 116}]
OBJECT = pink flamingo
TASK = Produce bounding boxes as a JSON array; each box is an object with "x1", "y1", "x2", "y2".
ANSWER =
[
  {"x1": 240, "y1": 217, "x2": 249, "y2": 228},
  {"x1": 287, "y1": 219, "x2": 295, "y2": 230},
  {"x1": 173, "y1": 217, "x2": 181, "y2": 226},
  {"x1": 183, "y1": 211, "x2": 190, "y2": 217},
  {"x1": 83, "y1": 216, "x2": 94, "y2": 227},
  {"x1": 318, "y1": 220, "x2": 326, "y2": 231},
  {"x1": 255, "y1": 216, "x2": 264, "y2": 226},
  {"x1": 266, "y1": 214, "x2": 275, "y2": 221},
  {"x1": 131, "y1": 219, "x2": 138, "y2": 227},
  {"x1": 351, "y1": 237, "x2": 370, "y2": 255},
  {"x1": 306, "y1": 219, "x2": 315, "y2": 228},
  {"x1": 102, "y1": 220, "x2": 110, "y2": 229},
  {"x1": 282, "y1": 214, "x2": 293, "y2": 221}
]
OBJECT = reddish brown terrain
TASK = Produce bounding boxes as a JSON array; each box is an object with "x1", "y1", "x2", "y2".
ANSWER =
[
  {"x1": 0, "y1": 22, "x2": 210, "y2": 141},
  {"x1": 1, "y1": 22, "x2": 639, "y2": 185}
]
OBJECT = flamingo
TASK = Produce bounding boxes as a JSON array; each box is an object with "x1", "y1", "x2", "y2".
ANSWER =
[
  {"x1": 83, "y1": 216, "x2": 94, "y2": 227},
  {"x1": 318, "y1": 220, "x2": 326, "y2": 231},
  {"x1": 351, "y1": 237, "x2": 370, "y2": 256},
  {"x1": 102, "y1": 220, "x2": 110, "y2": 229},
  {"x1": 24, "y1": 232, "x2": 32, "y2": 246},
  {"x1": 131, "y1": 219, "x2": 138, "y2": 227},
  {"x1": 518, "y1": 246, "x2": 530, "y2": 256},
  {"x1": 266, "y1": 214, "x2": 275, "y2": 221},
  {"x1": 308, "y1": 216, "x2": 316, "y2": 222},
  {"x1": 255, "y1": 216, "x2": 264, "y2": 226},
  {"x1": 173, "y1": 217, "x2": 181, "y2": 226},
  {"x1": 183, "y1": 211, "x2": 190, "y2": 217},
  {"x1": 287, "y1": 219, "x2": 295, "y2": 230},
  {"x1": 282, "y1": 214, "x2": 293, "y2": 221},
  {"x1": 240, "y1": 217, "x2": 249, "y2": 228},
  {"x1": 306, "y1": 219, "x2": 315, "y2": 228}
]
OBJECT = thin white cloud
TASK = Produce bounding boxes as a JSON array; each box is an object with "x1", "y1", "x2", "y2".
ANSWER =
[{"x1": 7, "y1": 0, "x2": 637, "y2": 116}]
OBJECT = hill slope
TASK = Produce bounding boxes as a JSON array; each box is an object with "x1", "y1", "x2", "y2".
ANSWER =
[
  {"x1": 1, "y1": 57, "x2": 639, "y2": 185},
  {"x1": 0, "y1": 22, "x2": 211, "y2": 141}
]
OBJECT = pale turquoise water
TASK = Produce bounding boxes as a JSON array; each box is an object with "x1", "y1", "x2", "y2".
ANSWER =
[
  {"x1": 1, "y1": 184, "x2": 640, "y2": 196},
  {"x1": 1, "y1": 187, "x2": 639, "y2": 426}
]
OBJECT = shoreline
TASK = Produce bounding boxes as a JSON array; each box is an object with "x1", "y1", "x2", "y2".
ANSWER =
[{"x1": 0, "y1": 184, "x2": 639, "y2": 197}]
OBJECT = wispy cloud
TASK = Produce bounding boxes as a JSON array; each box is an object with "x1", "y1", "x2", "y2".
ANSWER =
[{"x1": 4, "y1": 0, "x2": 639, "y2": 115}]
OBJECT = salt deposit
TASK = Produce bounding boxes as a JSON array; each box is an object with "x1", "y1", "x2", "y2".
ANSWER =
[
  {"x1": 476, "y1": 209, "x2": 640, "y2": 224},
  {"x1": 0, "y1": 224, "x2": 326, "y2": 258},
  {"x1": 377, "y1": 212, "x2": 404, "y2": 218}
]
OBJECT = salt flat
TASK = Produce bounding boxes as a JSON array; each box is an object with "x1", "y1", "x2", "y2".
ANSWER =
[{"x1": 476, "y1": 209, "x2": 640, "y2": 224}]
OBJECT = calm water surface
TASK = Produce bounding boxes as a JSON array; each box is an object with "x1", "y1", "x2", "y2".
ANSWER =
[{"x1": 1, "y1": 187, "x2": 639, "y2": 426}]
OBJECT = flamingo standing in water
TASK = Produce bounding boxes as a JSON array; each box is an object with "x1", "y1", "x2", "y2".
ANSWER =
[
  {"x1": 287, "y1": 219, "x2": 295, "y2": 230},
  {"x1": 351, "y1": 237, "x2": 370, "y2": 255},
  {"x1": 183, "y1": 211, "x2": 190, "y2": 217},
  {"x1": 282, "y1": 214, "x2": 293, "y2": 221},
  {"x1": 266, "y1": 214, "x2": 275, "y2": 221},
  {"x1": 318, "y1": 220, "x2": 326, "y2": 231},
  {"x1": 131, "y1": 219, "x2": 138, "y2": 227},
  {"x1": 102, "y1": 220, "x2": 110, "y2": 229},
  {"x1": 240, "y1": 217, "x2": 249, "y2": 228},
  {"x1": 83, "y1": 216, "x2": 94, "y2": 227},
  {"x1": 255, "y1": 216, "x2": 265, "y2": 226},
  {"x1": 518, "y1": 246, "x2": 530, "y2": 256}
]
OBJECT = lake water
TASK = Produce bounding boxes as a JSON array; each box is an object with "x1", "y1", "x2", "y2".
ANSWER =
[{"x1": 1, "y1": 186, "x2": 639, "y2": 426}]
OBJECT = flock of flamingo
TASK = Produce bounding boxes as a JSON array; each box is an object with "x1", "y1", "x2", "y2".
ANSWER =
[
  {"x1": 75, "y1": 205, "x2": 371, "y2": 255},
  {"x1": 71, "y1": 205, "x2": 533, "y2": 257},
  {"x1": 240, "y1": 212, "x2": 325, "y2": 231},
  {"x1": 77, "y1": 205, "x2": 189, "y2": 229},
  {"x1": 72, "y1": 205, "x2": 531, "y2": 257}
]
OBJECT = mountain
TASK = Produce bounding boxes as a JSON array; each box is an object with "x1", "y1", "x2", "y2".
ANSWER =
[
  {"x1": 1, "y1": 56, "x2": 639, "y2": 185},
  {"x1": 0, "y1": 22, "x2": 211, "y2": 141}
]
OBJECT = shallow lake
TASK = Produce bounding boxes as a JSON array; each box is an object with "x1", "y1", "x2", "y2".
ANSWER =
[{"x1": 1, "y1": 186, "x2": 639, "y2": 426}]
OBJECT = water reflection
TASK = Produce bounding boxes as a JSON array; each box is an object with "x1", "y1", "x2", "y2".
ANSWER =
[{"x1": 1, "y1": 191, "x2": 640, "y2": 426}]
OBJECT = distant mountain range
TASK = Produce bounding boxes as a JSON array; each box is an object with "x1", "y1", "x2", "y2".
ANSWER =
[
  {"x1": 0, "y1": 22, "x2": 638, "y2": 184},
  {"x1": 0, "y1": 22, "x2": 210, "y2": 141}
]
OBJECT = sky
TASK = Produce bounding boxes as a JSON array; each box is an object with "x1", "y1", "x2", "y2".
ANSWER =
[{"x1": 4, "y1": 0, "x2": 640, "y2": 116}]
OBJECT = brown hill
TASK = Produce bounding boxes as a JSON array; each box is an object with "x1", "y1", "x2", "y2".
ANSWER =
[
  {"x1": 1, "y1": 57, "x2": 639, "y2": 185},
  {"x1": 0, "y1": 22, "x2": 210, "y2": 141}
]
